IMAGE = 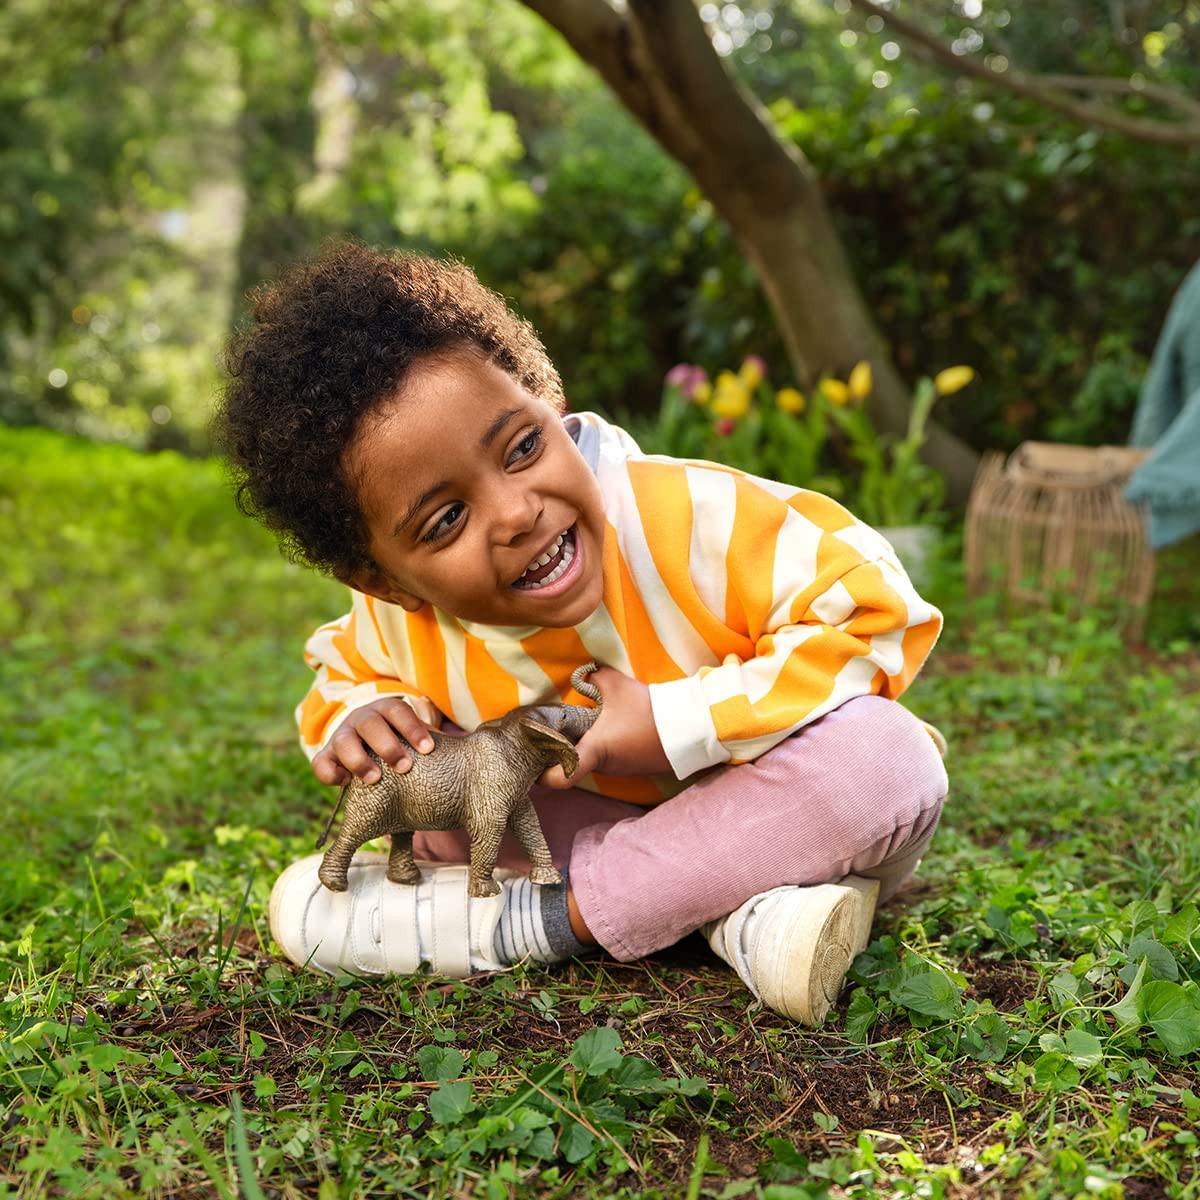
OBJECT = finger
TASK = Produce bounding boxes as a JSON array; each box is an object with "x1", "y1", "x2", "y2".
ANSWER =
[
  {"x1": 376, "y1": 699, "x2": 436, "y2": 754},
  {"x1": 311, "y1": 751, "x2": 350, "y2": 787},
  {"x1": 543, "y1": 741, "x2": 600, "y2": 789},
  {"x1": 352, "y1": 712, "x2": 419, "y2": 776},
  {"x1": 329, "y1": 724, "x2": 391, "y2": 783},
  {"x1": 538, "y1": 763, "x2": 570, "y2": 789}
]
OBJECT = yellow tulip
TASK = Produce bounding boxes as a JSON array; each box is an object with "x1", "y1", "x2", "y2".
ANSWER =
[
  {"x1": 933, "y1": 365, "x2": 975, "y2": 395},
  {"x1": 692, "y1": 381, "x2": 712, "y2": 406},
  {"x1": 820, "y1": 378, "x2": 850, "y2": 406},
  {"x1": 711, "y1": 371, "x2": 751, "y2": 420},
  {"x1": 738, "y1": 355, "x2": 766, "y2": 389},
  {"x1": 848, "y1": 360, "x2": 872, "y2": 401},
  {"x1": 775, "y1": 387, "x2": 806, "y2": 414}
]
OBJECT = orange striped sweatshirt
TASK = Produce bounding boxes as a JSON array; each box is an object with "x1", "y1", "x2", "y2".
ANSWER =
[{"x1": 298, "y1": 411, "x2": 943, "y2": 805}]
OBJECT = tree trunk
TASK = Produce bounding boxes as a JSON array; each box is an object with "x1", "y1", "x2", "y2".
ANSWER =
[{"x1": 519, "y1": 0, "x2": 980, "y2": 503}]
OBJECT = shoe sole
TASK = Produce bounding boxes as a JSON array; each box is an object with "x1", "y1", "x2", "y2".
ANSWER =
[{"x1": 762, "y1": 875, "x2": 879, "y2": 1024}]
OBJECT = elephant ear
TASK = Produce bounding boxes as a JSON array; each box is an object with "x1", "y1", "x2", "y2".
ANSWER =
[{"x1": 519, "y1": 717, "x2": 580, "y2": 777}]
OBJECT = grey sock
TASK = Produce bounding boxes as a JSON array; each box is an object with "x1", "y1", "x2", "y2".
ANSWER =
[{"x1": 493, "y1": 871, "x2": 589, "y2": 964}]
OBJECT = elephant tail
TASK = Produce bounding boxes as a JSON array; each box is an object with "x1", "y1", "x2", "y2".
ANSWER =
[{"x1": 315, "y1": 783, "x2": 349, "y2": 850}]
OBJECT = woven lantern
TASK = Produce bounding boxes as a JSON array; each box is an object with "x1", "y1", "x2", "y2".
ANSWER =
[{"x1": 964, "y1": 442, "x2": 1154, "y2": 639}]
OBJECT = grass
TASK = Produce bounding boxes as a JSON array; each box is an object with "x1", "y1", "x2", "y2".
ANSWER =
[{"x1": 2, "y1": 424, "x2": 1199, "y2": 1199}]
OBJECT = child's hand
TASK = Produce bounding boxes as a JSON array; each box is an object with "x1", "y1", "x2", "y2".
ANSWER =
[
  {"x1": 312, "y1": 697, "x2": 441, "y2": 787},
  {"x1": 539, "y1": 666, "x2": 671, "y2": 788}
]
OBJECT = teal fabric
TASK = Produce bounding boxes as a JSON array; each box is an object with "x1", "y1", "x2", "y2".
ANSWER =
[{"x1": 1125, "y1": 262, "x2": 1200, "y2": 548}]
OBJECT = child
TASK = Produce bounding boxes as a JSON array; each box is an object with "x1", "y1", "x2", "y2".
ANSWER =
[{"x1": 218, "y1": 243, "x2": 948, "y2": 1025}]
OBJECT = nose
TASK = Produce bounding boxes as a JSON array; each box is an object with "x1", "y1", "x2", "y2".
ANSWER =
[{"x1": 490, "y1": 478, "x2": 542, "y2": 545}]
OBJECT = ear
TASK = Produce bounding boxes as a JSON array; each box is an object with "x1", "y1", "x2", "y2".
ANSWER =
[
  {"x1": 519, "y1": 718, "x2": 580, "y2": 777},
  {"x1": 336, "y1": 566, "x2": 424, "y2": 611}
]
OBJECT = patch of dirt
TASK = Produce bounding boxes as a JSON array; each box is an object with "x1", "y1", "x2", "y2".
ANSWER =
[
  {"x1": 963, "y1": 960, "x2": 1040, "y2": 1012},
  {"x1": 53, "y1": 944, "x2": 1196, "y2": 1196}
]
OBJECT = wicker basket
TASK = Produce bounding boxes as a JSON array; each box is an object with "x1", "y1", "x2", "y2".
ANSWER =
[{"x1": 964, "y1": 441, "x2": 1154, "y2": 638}]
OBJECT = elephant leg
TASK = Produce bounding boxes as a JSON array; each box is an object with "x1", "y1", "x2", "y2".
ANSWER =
[
  {"x1": 464, "y1": 808, "x2": 507, "y2": 899},
  {"x1": 386, "y1": 831, "x2": 421, "y2": 885},
  {"x1": 318, "y1": 832, "x2": 361, "y2": 892},
  {"x1": 507, "y1": 794, "x2": 561, "y2": 886}
]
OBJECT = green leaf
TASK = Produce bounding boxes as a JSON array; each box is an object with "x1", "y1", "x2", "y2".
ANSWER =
[
  {"x1": 844, "y1": 988, "x2": 877, "y2": 1043},
  {"x1": 569, "y1": 1027, "x2": 624, "y2": 1076},
  {"x1": 1125, "y1": 936, "x2": 1179, "y2": 981},
  {"x1": 428, "y1": 1079, "x2": 475, "y2": 1125},
  {"x1": 963, "y1": 1013, "x2": 1009, "y2": 1062},
  {"x1": 612, "y1": 1057, "x2": 662, "y2": 1088},
  {"x1": 1163, "y1": 903, "x2": 1199, "y2": 947},
  {"x1": 1063, "y1": 1029, "x2": 1104, "y2": 1068},
  {"x1": 889, "y1": 959, "x2": 963, "y2": 1019},
  {"x1": 1140, "y1": 982, "x2": 1200, "y2": 1057},
  {"x1": 85, "y1": 1043, "x2": 131, "y2": 1072},
  {"x1": 416, "y1": 1045, "x2": 465, "y2": 1081},
  {"x1": 1123, "y1": 899, "x2": 1160, "y2": 936},
  {"x1": 559, "y1": 1120, "x2": 597, "y2": 1164},
  {"x1": 1111, "y1": 957, "x2": 1147, "y2": 1030},
  {"x1": 527, "y1": 1127, "x2": 556, "y2": 1160},
  {"x1": 1033, "y1": 1051, "x2": 1080, "y2": 1092}
]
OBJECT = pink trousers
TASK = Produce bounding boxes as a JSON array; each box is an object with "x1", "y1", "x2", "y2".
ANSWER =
[{"x1": 414, "y1": 695, "x2": 949, "y2": 962}]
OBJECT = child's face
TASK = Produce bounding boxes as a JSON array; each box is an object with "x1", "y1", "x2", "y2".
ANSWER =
[{"x1": 342, "y1": 349, "x2": 607, "y2": 629}]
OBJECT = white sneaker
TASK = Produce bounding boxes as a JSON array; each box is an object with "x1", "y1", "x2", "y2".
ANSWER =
[
  {"x1": 268, "y1": 852, "x2": 516, "y2": 977},
  {"x1": 703, "y1": 876, "x2": 879, "y2": 1024}
]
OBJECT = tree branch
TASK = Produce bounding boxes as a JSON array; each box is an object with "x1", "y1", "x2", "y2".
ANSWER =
[
  {"x1": 847, "y1": 0, "x2": 1200, "y2": 146},
  {"x1": 1038, "y1": 73, "x2": 1200, "y2": 119}
]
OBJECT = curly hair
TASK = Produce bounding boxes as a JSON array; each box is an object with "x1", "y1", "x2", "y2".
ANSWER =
[{"x1": 216, "y1": 242, "x2": 565, "y2": 579}]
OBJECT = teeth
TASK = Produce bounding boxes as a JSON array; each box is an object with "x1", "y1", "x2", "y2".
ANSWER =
[
  {"x1": 521, "y1": 532, "x2": 565, "y2": 579},
  {"x1": 515, "y1": 533, "x2": 575, "y2": 590}
]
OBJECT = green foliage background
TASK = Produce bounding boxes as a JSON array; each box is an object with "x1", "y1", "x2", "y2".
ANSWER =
[{"x1": 2, "y1": 0, "x2": 1198, "y2": 456}]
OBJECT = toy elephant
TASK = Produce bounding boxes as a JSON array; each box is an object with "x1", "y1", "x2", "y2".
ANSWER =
[{"x1": 316, "y1": 663, "x2": 603, "y2": 898}]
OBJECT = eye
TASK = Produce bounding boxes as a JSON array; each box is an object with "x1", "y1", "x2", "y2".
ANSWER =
[
  {"x1": 507, "y1": 424, "x2": 544, "y2": 465},
  {"x1": 422, "y1": 502, "x2": 464, "y2": 544}
]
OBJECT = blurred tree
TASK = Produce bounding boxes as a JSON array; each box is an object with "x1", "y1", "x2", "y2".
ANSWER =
[
  {"x1": 852, "y1": 0, "x2": 1200, "y2": 146},
  {"x1": 3, "y1": 0, "x2": 1196, "y2": 466},
  {"x1": 231, "y1": 0, "x2": 319, "y2": 308},
  {"x1": 0, "y1": 0, "x2": 238, "y2": 445},
  {"x1": 518, "y1": 0, "x2": 1200, "y2": 500},
  {"x1": 521, "y1": 0, "x2": 980, "y2": 499}
]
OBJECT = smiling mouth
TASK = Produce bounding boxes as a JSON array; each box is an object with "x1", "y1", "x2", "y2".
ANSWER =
[{"x1": 512, "y1": 526, "x2": 576, "y2": 589}]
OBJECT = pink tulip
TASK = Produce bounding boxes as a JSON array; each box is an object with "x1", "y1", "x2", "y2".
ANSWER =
[
  {"x1": 715, "y1": 417, "x2": 736, "y2": 437},
  {"x1": 665, "y1": 363, "x2": 709, "y2": 399}
]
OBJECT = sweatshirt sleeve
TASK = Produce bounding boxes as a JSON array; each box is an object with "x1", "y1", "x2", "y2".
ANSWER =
[
  {"x1": 646, "y1": 473, "x2": 942, "y2": 780},
  {"x1": 295, "y1": 591, "x2": 441, "y2": 760}
]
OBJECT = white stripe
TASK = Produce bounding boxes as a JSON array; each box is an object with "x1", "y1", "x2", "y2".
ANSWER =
[
  {"x1": 576, "y1": 601, "x2": 637, "y2": 678},
  {"x1": 866, "y1": 626, "x2": 908, "y2": 678},
  {"x1": 374, "y1": 600, "x2": 416, "y2": 682},
  {"x1": 437, "y1": 610, "x2": 482, "y2": 730},
  {"x1": 809, "y1": 578, "x2": 856, "y2": 627},
  {"x1": 834, "y1": 520, "x2": 896, "y2": 563},
  {"x1": 685, "y1": 466, "x2": 735, "y2": 621},
  {"x1": 649, "y1": 673, "x2": 727, "y2": 779},
  {"x1": 311, "y1": 632, "x2": 355, "y2": 681},
  {"x1": 765, "y1": 506, "x2": 825, "y2": 629}
]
